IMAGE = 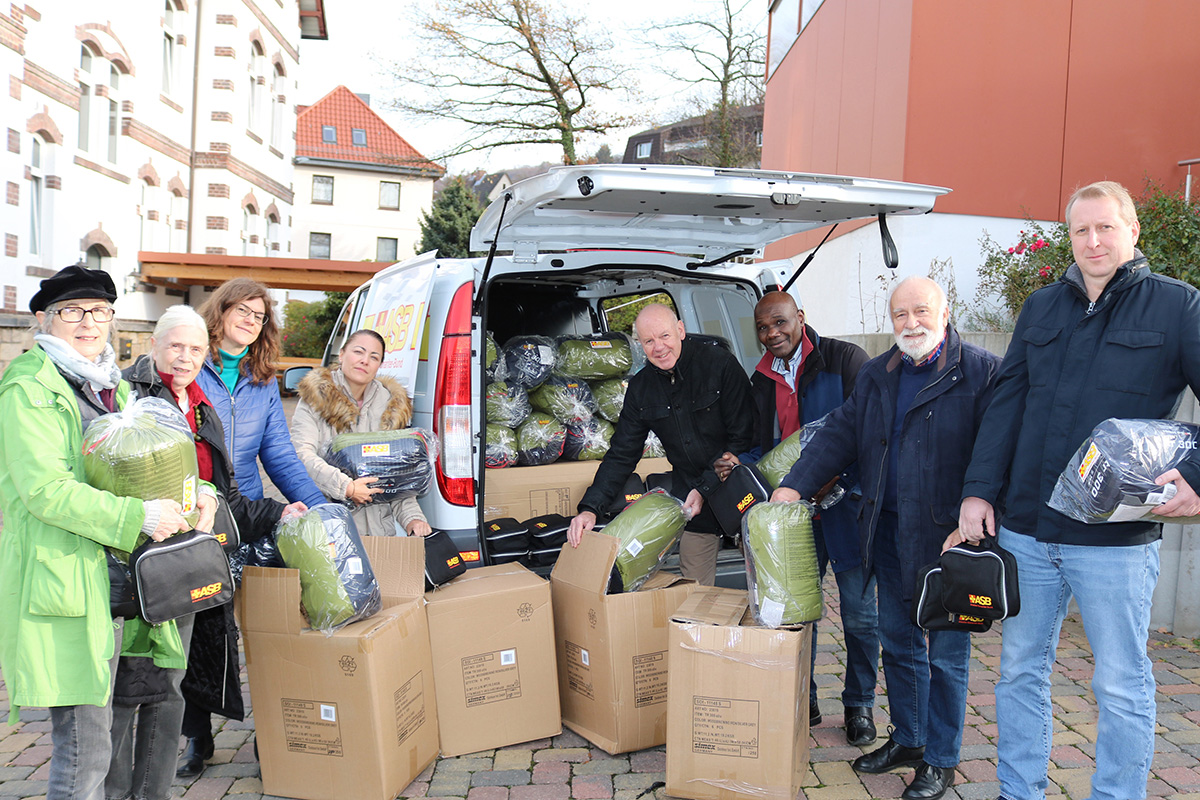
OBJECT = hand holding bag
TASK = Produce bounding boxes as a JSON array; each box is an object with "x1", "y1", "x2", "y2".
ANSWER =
[
  {"x1": 910, "y1": 531, "x2": 1020, "y2": 632},
  {"x1": 128, "y1": 530, "x2": 235, "y2": 624}
]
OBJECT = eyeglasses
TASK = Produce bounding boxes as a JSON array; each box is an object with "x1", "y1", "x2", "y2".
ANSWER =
[
  {"x1": 231, "y1": 303, "x2": 268, "y2": 326},
  {"x1": 54, "y1": 306, "x2": 115, "y2": 323}
]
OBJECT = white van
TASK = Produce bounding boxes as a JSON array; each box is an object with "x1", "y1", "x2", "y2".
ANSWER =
[{"x1": 290, "y1": 165, "x2": 947, "y2": 583}]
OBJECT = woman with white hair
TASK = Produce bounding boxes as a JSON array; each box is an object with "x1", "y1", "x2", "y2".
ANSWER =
[{"x1": 109, "y1": 305, "x2": 304, "y2": 800}]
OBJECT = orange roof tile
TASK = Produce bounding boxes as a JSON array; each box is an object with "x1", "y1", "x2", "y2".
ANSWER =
[{"x1": 295, "y1": 86, "x2": 444, "y2": 175}]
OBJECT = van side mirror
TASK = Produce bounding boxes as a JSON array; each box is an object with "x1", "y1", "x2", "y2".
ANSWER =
[{"x1": 283, "y1": 366, "x2": 313, "y2": 393}]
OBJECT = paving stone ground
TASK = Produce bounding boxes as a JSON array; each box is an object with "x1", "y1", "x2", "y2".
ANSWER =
[{"x1": 3, "y1": 575, "x2": 1200, "y2": 800}]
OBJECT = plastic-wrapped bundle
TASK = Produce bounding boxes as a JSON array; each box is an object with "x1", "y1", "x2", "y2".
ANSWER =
[
  {"x1": 555, "y1": 333, "x2": 635, "y2": 380},
  {"x1": 605, "y1": 488, "x2": 687, "y2": 593},
  {"x1": 742, "y1": 501, "x2": 822, "y2": 627},
  {"x1": 486, "y1": 381, "x2": 531, "y2": 427},
  {"x1": 591, "y1": 378, "x2": 628, "y2": 423},
  {"x1": 275, "y1": 504, "x2": 382, "y2": 633},
  {"x1": 1049, "y1": 418, "x2": 1200, "y2": 525},
  {"x1": 83, "y1": 397, "x2": 201, "y2": 558},
  {"x1": 563, "y1": 418, "x2": 614, "y2": 461},
  {"x1": 528, "y1": 375, "x2": 597, "y2": 425},
  {"x1": 755, "y1": 414, "x2": 830, "y2": 489},
  {"x1": 325, "y1": 428, "x2": 436, "y2": 501},
  {"x1": 229, "y1": 533, "x2": 285, "y2": 585},
  {"x1": 485, "y1": 331, "x2": 507, "y2": 382},
  {"x1": 485, "y1": 424, "x2": 518, "y2": 469},
  {"x1": 516, "y1": 412, "x2": 566, "y2": 466},
  {"x1": 502, "y1": 335, "x2": 556, "y2": 388},
  {"x1": 643, "y1": 431, "x2": 666, "y2": 459}
]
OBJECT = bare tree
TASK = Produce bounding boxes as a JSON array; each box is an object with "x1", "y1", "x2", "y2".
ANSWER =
[
  {"x1": 388, "y1": 0, "x2": 637, "y2": 165},
  {"x1": 652, "y1": 0, "x2": 765, "y2": 168}
]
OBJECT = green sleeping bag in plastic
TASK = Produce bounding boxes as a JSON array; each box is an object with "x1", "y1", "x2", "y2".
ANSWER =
[
  {"x1": 275, "y1": 504, "x2": 382, "y2": 633},
  {"x1": 528, "y1": 375, "x2": 597, "y2": 425},
  {"x1": 591, "y1": 378, "x2": 629, "y2": 423},
  {"x1": 516, "y1": 412, "x2": 566, "y2": 465},
  {"x1": 742, "y1": 501, "x2": 822, "y2": 627},
  {"x1": 486, "y1": 381, "x2": 531, "y2": 427},
  {"x1": 605, "y1": 489, "x2": 686, "y2": 592},
  {"x1": 756, "y1": 429, "x2": 804, "y2": 489},
  {"x1": 555, "y1": 333, "x2": 634, "y2": 380},
  {"x1": 485, "y1": 424, "x2": 518, "y2": 469},
  {"x1": 83, "y1": 397, "x2": 201, "y2": 559}
]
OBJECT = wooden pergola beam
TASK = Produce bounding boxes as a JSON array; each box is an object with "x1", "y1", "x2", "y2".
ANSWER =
[{"x1": 137, "y1": 251, "x2": 392, "y2": 292}]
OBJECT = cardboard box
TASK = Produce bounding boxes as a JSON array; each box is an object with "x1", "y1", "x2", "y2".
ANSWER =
[
  {"x1": 241, "y1": 536, "x2": 438, "y2": 800},
  {"x1": 425, "y1": 563, "x2": 561, "y2": 756},
  {"x1": 483, "y1": 457, "x2": 670, "y2": 519},
  {"x1": 550, "y1": 529, "x2": 694, "y2": 754},
  {"x1": 666, "y1": 587, "x2": 812, "y2": 800}
]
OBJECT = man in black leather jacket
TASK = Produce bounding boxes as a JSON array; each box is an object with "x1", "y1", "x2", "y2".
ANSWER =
[{"x1": 567, "y1": 303, "x2": 753, "y2": 585}]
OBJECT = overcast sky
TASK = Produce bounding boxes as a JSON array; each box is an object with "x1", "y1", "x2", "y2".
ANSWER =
[{"x1": 294, "y1": 0, "x2": 767, "y2": 175}]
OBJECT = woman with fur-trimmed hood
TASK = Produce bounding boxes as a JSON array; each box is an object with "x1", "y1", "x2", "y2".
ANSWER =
[{"x1": 291, "y1": 329, "x2": 431, "y2": 537}]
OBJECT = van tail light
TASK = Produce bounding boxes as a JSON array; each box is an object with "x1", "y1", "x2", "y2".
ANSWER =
[{"x1": 434, "y1": 281, "x2": 475, "y2": 506}]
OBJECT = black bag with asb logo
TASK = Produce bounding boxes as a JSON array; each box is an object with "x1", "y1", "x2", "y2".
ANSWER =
[
  {"x1": 424, "y1": 529, "x2": 467, "y2": 590},
  {"x1": 210, "y1": 491, "x2": 241, "y2": 554},
  {"x1": 710, "y1": 463, "x2": 771, "y2": 538},
  {"x1": 911, "y1": 534, "x2": 1019, "y2": 632},
  {"x1": 129, "y1": 530, "x2": 235, "y2": 625}
]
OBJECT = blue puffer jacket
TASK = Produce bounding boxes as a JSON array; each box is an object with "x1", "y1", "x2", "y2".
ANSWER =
[
  {"x1": 780, "y1": 326, "x2": 1001, "y2": 598},
  {"x1": 196, "y1": 360, "x2": 324, "y2": 507},
  {"x1": 963, "y1": 254, "x2": 1200, "y2": 546}
]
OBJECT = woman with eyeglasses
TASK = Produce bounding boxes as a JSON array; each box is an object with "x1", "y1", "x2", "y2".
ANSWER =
[
  {"x1": 108, "y1": 305, "x2": 306, "y2": 800},
  {"x1": 0, "y1": 265, "x2": 191, "y2": 800},
  {"x1": 178, "y1": 278, "x2": 323, "y2": 779}
]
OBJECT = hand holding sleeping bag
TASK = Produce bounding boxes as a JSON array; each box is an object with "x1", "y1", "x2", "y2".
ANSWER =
[{"x1": 604, "y1": 488, "x2": 688, "y2": 593}]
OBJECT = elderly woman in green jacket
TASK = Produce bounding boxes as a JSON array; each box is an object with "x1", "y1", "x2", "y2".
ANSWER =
[{"x1": 0, "y1": 266, "x2": 190, "y2": 800}]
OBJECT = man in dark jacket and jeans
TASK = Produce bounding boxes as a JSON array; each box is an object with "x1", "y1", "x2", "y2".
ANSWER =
[
  {"x1": 773, "y1": 277, "x2": 1001, "y2": 800},
  {"x1": 957, "y1": 181, "x2": 1200, "y2": 800},
  {"x1": 716, "y1": 291, "x2": 879, "y2": 745},
  {"x1": 567, "y1": 303, "x2": 753, "y2": 585}
]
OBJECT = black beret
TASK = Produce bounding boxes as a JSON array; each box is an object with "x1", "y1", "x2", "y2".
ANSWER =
[{"x1": 29, "y1": 265, "x2": 118, "y2": 313}]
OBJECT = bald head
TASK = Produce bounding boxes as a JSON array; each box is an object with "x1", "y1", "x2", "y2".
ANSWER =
[
  {"x1": 634, "y1": 303, "x2": 686, "y2": 371},
  {"x1": 755, "y1": 291, "x2": 806, "y2": 359}
]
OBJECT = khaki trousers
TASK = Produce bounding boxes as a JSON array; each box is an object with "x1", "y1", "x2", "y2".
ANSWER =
[{"x1": 678, "y1": 530, "x2": 720, "y2": 586}]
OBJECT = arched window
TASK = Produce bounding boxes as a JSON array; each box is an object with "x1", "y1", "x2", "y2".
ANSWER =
[
  {"x1": 77, "y1": 43, "x2": 123, "y2": 163},
  {"x1": 266, "y1": 211, "x2": 280, "y2": 256},
  {"x1": 170, "y1": 188, "x2": 187, "y2": 252},
  {"x1": 86, "y1": 243, "x2": 109, "y2": 272},
  {"x1": 248, "y1": 41, "x2": 266, "y2": 133},
  {"x1": 270, "y1": 63, "x2": 285, "y2": 150}
]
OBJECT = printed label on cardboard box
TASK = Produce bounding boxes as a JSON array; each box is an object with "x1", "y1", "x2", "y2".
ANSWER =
[
  {"x1": 394, "y1": 671, "x2": 427, "y2": 746},
  {"x1": 462, "y1": 649, "x2": 521, "y2": 707},
  {"x1": 565, "y1": 641, "x2": 594, "y2": 700},
  {"x1": 632, "y1": 651, "x2": 668, "y2": 708},
  {"x1": 691, "y1": 696, "x2": 759, "y2": 758},
  {"x1": 529, "y1": 487, "x2": 572, "y2": 517},
  {"x1": 281, "y1": 699, "x2": 343, "y2": 757}
]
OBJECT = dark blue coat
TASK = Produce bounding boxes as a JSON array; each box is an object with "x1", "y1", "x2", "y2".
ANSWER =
[
  {"x1": 746, "y1": 326, "x2": 867, "y2": 573},
  {"x1": 196, "y1": 360, "x2": 324, "y2": 507},
  {"x1": 780, "y1": 326, "x2": 1001, "y2": 598},
  {"x1": 963, "y1": 255, "x2": 1200, "y2": 546}
]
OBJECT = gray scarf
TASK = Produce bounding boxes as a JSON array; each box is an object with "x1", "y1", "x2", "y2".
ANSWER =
[{"x1": 35, "y1": 333, "x2": 121, "y2": 392}]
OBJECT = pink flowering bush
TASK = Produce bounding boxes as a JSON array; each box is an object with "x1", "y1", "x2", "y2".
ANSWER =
[{"x1": 977, "y1": 220, "x2": 1073, "y2": 319}]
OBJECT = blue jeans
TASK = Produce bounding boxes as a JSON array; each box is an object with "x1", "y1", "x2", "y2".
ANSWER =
[
  {"x1": 48, "y1": 620, "x2": 123, "y2": 800},
  {"x1": 106, "y1": 614, "x2": 195, "y2": 800},
  {"x1": 996, "y1": 527, "x2": 1159, "y2": 800},
  {"x1": 811, "y1": 520, "x2": 880, "y2": 708},
  {"x1": 873, "y1": 514, "x2": 970, "y2": 768}
]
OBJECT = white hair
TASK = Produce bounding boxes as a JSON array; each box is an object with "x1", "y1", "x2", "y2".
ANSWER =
[{"x1": 153, "y1": 305, "x2": 208, "y2": 340}]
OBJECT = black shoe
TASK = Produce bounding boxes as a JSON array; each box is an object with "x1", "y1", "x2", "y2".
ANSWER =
[
  {"x1": 809, "y1": 698, "x2": 822, "y2": 727},
  {"x1": 852, "y1": 736, "x2": 925, "y2": 774},
  {"x1": 175, "y1": 733, "x2": 214, "y2": 780},
  {"x1": 844, "y1": 706, "x2": 877, "y2": 747},
  {"x1": 901, "y1": 763, "x2": 955, "y2": 800}
]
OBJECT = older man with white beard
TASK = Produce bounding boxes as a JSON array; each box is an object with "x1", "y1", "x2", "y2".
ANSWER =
[{"x1": 771, "y1": 277, "x2": 1001, "y2": 800}]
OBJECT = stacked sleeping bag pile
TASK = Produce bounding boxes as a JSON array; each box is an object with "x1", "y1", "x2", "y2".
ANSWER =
[
  {"x1": 1049, "y1": 418, "x2": 1200, "y2": 525},
  {"x1": 742, "y1": 501, "x2": 822, "y2": 627},
  {"x1": 83, "y1": 397, "x2": 202, "y2": 559},
  {"x1": 325, "y1": 428, "x2": 436, "y2": 500},
  {"x1": 484, "y1": 331, "x2": 643, "y2": 468},
  {"x1": 275, "y1": 504, "x2": 382, "y2": 633}
]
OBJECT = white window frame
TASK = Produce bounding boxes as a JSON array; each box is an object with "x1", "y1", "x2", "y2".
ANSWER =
[
  {"x1": 379, "y1": 180, "x2": 400, "y2": 209},
  {"x1": 376, "y1": 237, "x2": 398, "y2": 262},
  {"x1": 312, "y1": 175, "x2": 334, "y2": 204},
  {"x1": 635, "y1": 141, "x2": 651, "y2": 159},
  {"x1": 309, "y1": 232, "x2": 331, "y2": 259}
]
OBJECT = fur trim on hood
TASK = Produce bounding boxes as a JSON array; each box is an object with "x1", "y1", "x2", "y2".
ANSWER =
[{"x1": 296, "y1": 366, "x2": 412, "y2": 434}]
